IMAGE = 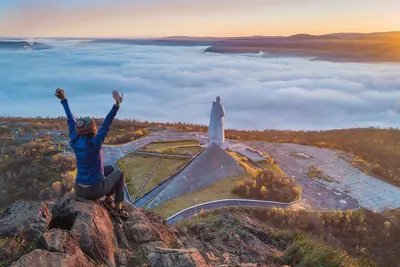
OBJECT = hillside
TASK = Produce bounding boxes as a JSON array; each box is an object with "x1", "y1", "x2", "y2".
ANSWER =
[
  {"x1": 0, "y1": 194, "x2": 390, "y2": 267},
  {"x1": 180, "y1": 206, "x2": 400, "y2": 267}
]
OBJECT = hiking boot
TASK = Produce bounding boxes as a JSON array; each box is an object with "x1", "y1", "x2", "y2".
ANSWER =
[{"x1": 111, "y1": 208, "x2": 129, "y2": 219}]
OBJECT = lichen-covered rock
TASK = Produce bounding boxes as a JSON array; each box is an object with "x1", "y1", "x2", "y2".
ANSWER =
[
  {"x1": 38, "y1": 229, "x2": 79, "y2": 254},
  {"x1": 126, "y1": 223, "x2": 159, "y2": 243},
  {"x1": 136, "y1": 241, "x2": 166, "y2": 259},
  {"x1": 178, "y1": 214, "x2": 285, "y2": 266},
  {"x1": 10, "y1": 249, "x2": 94, "y2": 267},
  {"x1": 148, "y1": 248, "x2": 209, "y2": 267},
  {"x1": 0, "y1": 201, "x2": 51, "y2": 246},
  {"x1": 120, "y1": 202, "x2": 178, "y2": 249}
]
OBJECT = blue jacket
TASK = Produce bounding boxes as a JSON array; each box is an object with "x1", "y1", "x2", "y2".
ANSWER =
[{"x1": 61, "y1": 99, "x2": 119, "y2": 185}]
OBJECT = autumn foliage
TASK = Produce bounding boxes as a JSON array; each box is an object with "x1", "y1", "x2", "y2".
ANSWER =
[{"x1": 232, "y1": 169, "x2": 301, "y2": 202}]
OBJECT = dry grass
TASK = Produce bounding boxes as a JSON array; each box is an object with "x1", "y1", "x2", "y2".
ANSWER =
[
  {"x1": 150, "y1": 174, "x2": 249, "y2": 218},
  {"x1": 141, "y1": 140, "x2": 200, "y2": 152},
  {"x1": 307, "y1": 165, "x2": 336, "y2": 183},
  {"x1": 173, "y1": 146, "x2": 203, "y2": 155},
  {"x1": 118, "y1": 154, "x2": 160, "y2": 196},
  {"x1": 141, "y1": 157, "x2": 189, "y2": 195},
  {"x1": 227, "y1": 151, "x2": 260, "y2": 177}
]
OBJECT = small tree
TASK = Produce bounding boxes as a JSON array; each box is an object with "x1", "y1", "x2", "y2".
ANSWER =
[{"x1": 260, "y1": 186, "x2": 268, "y2": 198}]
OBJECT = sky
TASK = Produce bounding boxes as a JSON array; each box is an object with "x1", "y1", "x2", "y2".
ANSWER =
[
  {"x1": 0, "y1": 0, "x2": 399, "y2": 38},
  {"x1": 1, "y1": 41, "x2": 400, "y2": 130}
]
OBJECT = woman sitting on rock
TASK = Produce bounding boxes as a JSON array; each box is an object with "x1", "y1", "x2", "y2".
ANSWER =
[{"x1": 55, "y1": 88, "x2": 128, "y2": 218}]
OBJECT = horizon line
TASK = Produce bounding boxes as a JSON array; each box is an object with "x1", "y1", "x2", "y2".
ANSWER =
[{"x1": 1, "y1": 30, "x2": 400, "y2": 40}]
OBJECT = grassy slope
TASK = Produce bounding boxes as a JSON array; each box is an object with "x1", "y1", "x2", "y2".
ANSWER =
[
  {"x1": 150, "y1": 174, "x2": 248, "y2": 218},
  {"x1": 118, "y1": 154, "x2": 159, "y2": 196},
  {"x1": 141, "y1": 157, "x2": 189, "y2": 195}
]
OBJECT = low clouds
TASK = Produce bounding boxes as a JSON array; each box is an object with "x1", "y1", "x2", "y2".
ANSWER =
[{"x1": 0, "y1": 41, "x2": 400, "y2": 130}]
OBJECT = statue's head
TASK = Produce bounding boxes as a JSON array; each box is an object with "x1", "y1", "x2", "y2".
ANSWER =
[{"x1": 216, "y1": 96, "x2": 221, "y2": 102}]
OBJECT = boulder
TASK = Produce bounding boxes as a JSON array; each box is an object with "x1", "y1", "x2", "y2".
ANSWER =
[
  {"x1": 135, "y1": 241, "x2": 166, "y2": 259},
  {"x1": 0, "y1": 201, "x2": 51, "y2": 246},
  {"x1": 51, "y1": 194, "x2": 94, "y2": 229},
  {"x1": 52, "y1": 195, "x2": 115, "y2": 267},
  {"x1": 13, "y1": 227, "x2": 94, "y2": 267},
  {"x1": 10, "y1": 249, "x2": 94, "y2": 267},
  {"x1": 38, "y1": 229, "x2": 81, "y2": 254},
  {"x1": 148, "y1": 248, "x2": 209, "y2": 267}
]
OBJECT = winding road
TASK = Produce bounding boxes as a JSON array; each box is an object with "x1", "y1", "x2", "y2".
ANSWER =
[
  {"x1": 102, "y1": 131, "x2": 399, "y2": 224},
  {"x1": 166, "y1": 198, "x2": 302, "y2": 225}
]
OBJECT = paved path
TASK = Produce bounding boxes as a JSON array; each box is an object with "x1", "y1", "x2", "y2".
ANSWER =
[
  {"x1": 134, "y1": 151, "x2": 193, "y2": 159},
  {"x1": 103, "y1": 132, "x2": 208, "y2": 165},
  {"x1": 246, "y1": 141, "x2": 400, "y2": 211}
]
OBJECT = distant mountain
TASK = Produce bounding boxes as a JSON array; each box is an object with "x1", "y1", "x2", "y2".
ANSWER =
[
  {"x1": 0, "y1": 41, "x2": 53, "y2": 50},
  {"x1": 91, "y1": 37, "x2": 222, "y2": 46},
  {"x1": 205, "y1": 31, "x2": 400, "y2": 63}
]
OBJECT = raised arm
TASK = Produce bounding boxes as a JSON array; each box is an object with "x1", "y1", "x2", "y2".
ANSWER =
[
  {"x1": 92, "y1": 90, "x2": 123, "y2": 146},
  {"x1": 55, "y1": 88, "x2": 77, "y2": 140}
]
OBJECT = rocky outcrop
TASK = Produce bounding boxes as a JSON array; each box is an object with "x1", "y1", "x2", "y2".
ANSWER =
[
  {"x1": 0, "y1": 201, "x2": 51, "y2": 247},
  {"x1": 1, "y1": 195, "x2": 286, "y2": 266},
  {"x1": 1, "y1": 195, "x2": 292, "y2": 267},
  {"x1": 148, "y1": 248, "x2": 209, "y2": 267},
  {"x1": 0, "y1": 194, "x2": 207, "y2": 267},
  {"x1": 116, "y1": 201, "x2": 183, "y2": 265}
]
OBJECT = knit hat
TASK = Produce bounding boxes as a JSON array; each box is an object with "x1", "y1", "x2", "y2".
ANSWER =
[{"x1": 75, "y1": 117, "x2": 96, "y2": 135}]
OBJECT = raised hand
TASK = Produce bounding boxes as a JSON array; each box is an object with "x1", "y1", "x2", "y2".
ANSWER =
[
  {"x1": 112, "y1": 90, "x2": 123, "y2": 106},
  {"x1": 55, "y1": 88, "x2": 66, "y2": 100}
]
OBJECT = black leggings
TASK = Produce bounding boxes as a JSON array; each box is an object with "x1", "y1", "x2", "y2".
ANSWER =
[{"x1": 75, "y1": 165, "x2": 125, "y2": 203}]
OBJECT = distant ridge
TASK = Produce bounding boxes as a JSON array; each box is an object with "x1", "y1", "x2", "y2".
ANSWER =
[
  {"x1": 0, "y1": 41, "x2": 52, "y2": 50},
  {"x1": 147, "y1": 142, "x2": 246, "y2": 208},
  {"x1": 205, "y1": 31, "x2": 400, "y2": 63}
]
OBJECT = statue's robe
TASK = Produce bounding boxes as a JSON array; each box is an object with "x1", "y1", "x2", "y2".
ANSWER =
[{"x1": 208, "y1": 101, "x2": 225, "y2": 147}]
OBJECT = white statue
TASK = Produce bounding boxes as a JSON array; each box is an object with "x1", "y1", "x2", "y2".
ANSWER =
[{"x1": 208, "y1": 96, "x2": 227, "y2": 148}]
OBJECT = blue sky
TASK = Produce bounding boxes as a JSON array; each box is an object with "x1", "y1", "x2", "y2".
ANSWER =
[{"x1": 0, "y1": 0, "x2": 399, "y2": 37}]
